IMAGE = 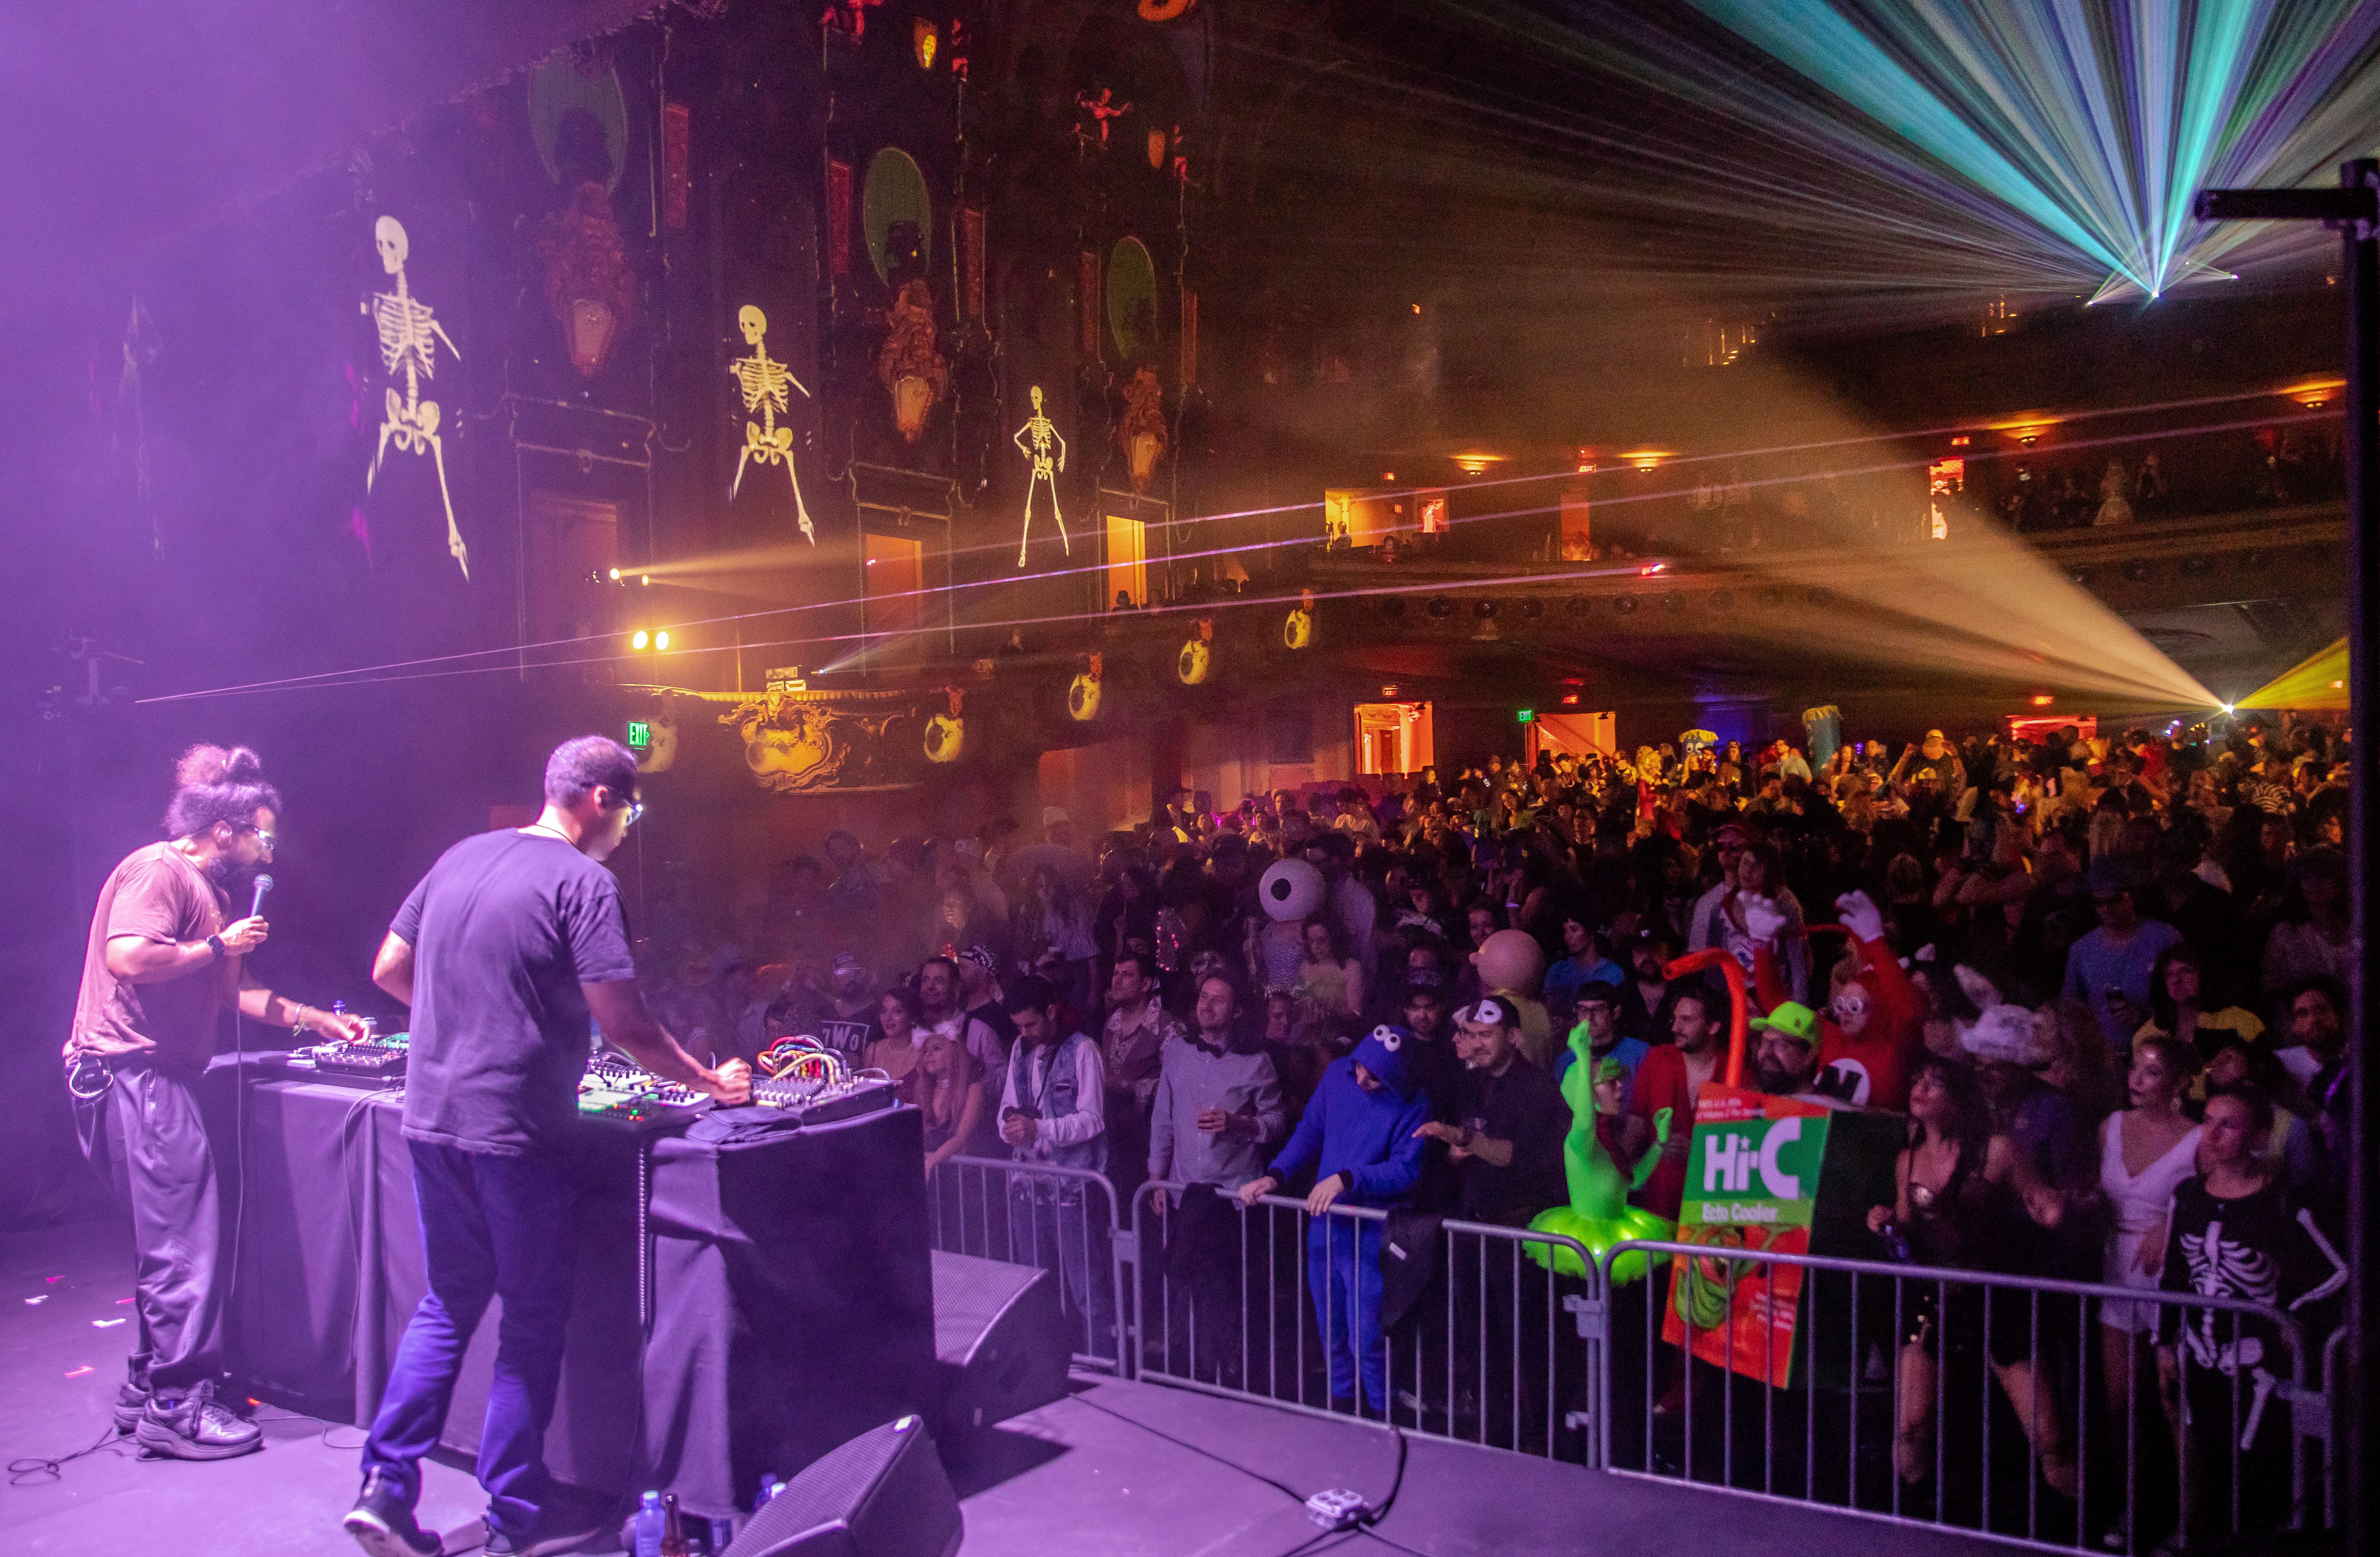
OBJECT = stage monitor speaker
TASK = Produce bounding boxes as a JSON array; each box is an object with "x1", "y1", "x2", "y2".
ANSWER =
[
  {"x1": 722, "y1": 1415, "x2": 960, "y2": 1557},
  {"x1": 930, "y1": 1250, "x2": 1071, "y2": 1432}
]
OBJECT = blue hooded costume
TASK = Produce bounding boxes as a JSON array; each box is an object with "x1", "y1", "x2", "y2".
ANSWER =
[{"x1": 1266, "y1": 1025, "x2": 1433, "y2": 1409}]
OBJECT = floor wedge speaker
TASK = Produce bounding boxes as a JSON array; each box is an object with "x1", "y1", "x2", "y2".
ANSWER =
[
  {"x1": 721, "y1": 1415, "x2": 961, "y2": 1557},
  {"x1": 930, "y1": 1250, "x2": 1072, "y2": 1433}
]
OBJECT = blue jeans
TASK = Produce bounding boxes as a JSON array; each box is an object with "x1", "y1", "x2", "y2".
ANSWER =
[
  {"x1": 1307, "y1": 1216, "x2": 1387, "y2": 1410},
  {"x1": 363, "y1": 1142, "x2": 578, "y2": 1541},
  {"x1": 1008, "y1": 1180, "x2": 1115, "y2": 1363}
]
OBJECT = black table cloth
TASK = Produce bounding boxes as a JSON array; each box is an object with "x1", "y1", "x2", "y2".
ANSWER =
[{"x1": 202, "y1": 1059, "x2": 935, "y2": 1519}]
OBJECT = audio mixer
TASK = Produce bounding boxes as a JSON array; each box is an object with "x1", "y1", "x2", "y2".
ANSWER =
[
  {"x1": 750, "y1": 1071, "x2": 901, "y2": 1126},
  {"x1": 264, "y1": 1031, "x2": 410, "y2": 1090}
]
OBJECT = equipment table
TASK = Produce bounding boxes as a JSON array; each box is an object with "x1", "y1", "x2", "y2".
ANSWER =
[{"x1": 199, "y1": 1059, "x2": 937, "y2": 1519}]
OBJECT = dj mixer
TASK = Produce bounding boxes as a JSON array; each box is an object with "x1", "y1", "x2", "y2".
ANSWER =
[
  {"x1": 264, "y1": 1031, "x2": 410, "y2": 1090},
  {"x1": 750, "y1": 1072, "x2": 902, "y2": 1126}
]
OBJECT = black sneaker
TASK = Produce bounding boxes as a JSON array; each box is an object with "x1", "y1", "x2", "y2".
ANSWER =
[
  {"x1": 133, "y1": 1378, "x2": 262, "y2": 1461},
  {"x1": 345, "y1": 1467, "x2": 443, "y2": 1557},
  {"x1": 112, "y1": 1377, "x2": 150, "y2": 1435}
]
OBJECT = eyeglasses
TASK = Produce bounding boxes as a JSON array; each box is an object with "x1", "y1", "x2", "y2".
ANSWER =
[{"x1": 236, "y1": 825, "x2": 277, "y2": 853}]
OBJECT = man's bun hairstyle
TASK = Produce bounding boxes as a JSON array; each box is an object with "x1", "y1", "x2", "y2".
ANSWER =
[{"x1": 163, "y1": 744, "x2": 283, "y2": 839}]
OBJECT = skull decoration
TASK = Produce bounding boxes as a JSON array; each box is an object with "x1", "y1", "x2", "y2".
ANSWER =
[
  {"x1": 374, "y1": 216, "x2": 409, "y2": 276},
  {"x1": 738, "y1": 304, "x2": 768, "y2": 347}
]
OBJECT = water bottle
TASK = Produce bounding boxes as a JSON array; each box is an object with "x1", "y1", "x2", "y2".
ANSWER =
[{"x1": 629, "y1": 1490, "x2": 665, "y2": 1557}]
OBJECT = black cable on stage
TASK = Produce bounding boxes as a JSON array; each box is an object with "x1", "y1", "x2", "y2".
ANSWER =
[{"x1": 7, "y1": 1424, "x2": 126, "y2": 1487}]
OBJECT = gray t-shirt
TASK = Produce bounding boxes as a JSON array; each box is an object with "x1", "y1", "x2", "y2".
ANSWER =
[{"x1": 391, "y1": 829, "x2": 636, "y2": 1155}]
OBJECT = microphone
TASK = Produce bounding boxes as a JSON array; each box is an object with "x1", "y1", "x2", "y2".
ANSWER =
[{"x1": 249, "y1": 874, "x2": 274, "y2": 920}]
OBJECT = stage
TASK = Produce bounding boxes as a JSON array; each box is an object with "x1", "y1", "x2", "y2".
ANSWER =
[{"x1": 3, "y1": 1215, "x2": 2011, "y2": 1557}]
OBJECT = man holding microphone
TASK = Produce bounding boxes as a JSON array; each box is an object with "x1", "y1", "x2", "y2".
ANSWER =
[
  {"x1": 344, "y1": 737, "x2": 748, "y2": 1557},
  {"x1": 67, "y1": 744, "x2": 370, "y2": 1459}
]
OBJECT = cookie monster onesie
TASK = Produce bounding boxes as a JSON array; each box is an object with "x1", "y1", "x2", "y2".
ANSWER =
[{"x1": 1265, "y1": 1024, "x2": 1433, "y2": 1410}]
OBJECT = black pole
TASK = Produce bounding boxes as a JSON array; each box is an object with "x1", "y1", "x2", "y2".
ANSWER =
[{"x1": 2342, "y1": 155, "x2": 2379, "y2": 1557}]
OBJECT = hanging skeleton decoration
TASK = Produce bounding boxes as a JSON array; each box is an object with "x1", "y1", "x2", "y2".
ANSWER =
[
  {"x1": 364, "y1": 216, "x2": 469, "y2": 579},
  {"x1": 727, "y1": 305, "x2": 815, "y2": 543},
  {"x1": 1012, "y1": 385, "x2": 1068, "y2": 569}
]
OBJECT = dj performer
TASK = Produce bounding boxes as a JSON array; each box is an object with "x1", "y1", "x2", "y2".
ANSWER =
[
  {"x1": 65, "y1": 744, "x2": 369, "y2": 1460},
  {"x1": 345, "y1": 736, "x2": 750, "y2": 1557}
]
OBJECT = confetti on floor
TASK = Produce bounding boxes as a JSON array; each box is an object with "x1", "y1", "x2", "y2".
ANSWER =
[
  {"x1": 25, "y1": 1295, "x2": 47, "y2": 1305},
  {"x1": 92, "y1": 1317, "x2": 126, "y2": 1328},
  {"x1": 64, "y1": 1366, "x2": 94, "y2": 1378}
]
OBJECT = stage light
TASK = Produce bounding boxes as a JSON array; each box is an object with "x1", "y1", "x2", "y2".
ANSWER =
[
  {"x1": 1561, "y1": 693, "x2": 1580, "y2": 706},
  {"x1": 641, "y1": 574, "x2": 653, "y2": 586},
  {"x1": 2221, "y1": 703, "x2": 2235, "y2": 714},
  {"x1": 1639, "y1": 562, "x2": 1666, "y2": 576},
  {"x1": 655, "y1": 629, "x2": 671, "y2": 651},
  {"x1": 608, "y1": 568, "x2": 622, "y2": 582},
  {"x1": 630, "y1": 629, "x2": 650, "y2": 650},
  {"x1": 2032, "y1": 694, "x2": 2055, "y2": 706},
  {"x1": 1425, "y1": 597, "x2": 1454, "y2": 619}
]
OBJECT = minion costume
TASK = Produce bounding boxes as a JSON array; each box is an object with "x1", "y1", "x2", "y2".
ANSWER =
[{"x1": 1265, "y1": 1025, "x2": 1432, "y2": 1410}]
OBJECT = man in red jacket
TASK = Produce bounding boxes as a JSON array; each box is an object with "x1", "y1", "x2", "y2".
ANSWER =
[{"x1": 1751, "y1": 890, "x2": 1925, "y2": 1111}]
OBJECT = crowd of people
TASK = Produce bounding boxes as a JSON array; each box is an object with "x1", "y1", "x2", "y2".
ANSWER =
[{"x1": 632, "y1": 712, "x2": 2354, "y2": 1539}]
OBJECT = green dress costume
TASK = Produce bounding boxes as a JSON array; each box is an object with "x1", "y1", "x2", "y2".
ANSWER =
[{"x1": 1526, "y1": 1023, "x2": 1675, "y2": 1283}]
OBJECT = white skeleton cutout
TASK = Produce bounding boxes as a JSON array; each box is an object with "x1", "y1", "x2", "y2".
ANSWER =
[
  {"x1": 727, "y1": 305, "x2": 815, "y2": 544},
  {"x1": 364, "y1": 216, "x2": 468, "y2": 578},
  {"x1": 1012, "y1": 384, "x2": 1068, "y2": 569}
]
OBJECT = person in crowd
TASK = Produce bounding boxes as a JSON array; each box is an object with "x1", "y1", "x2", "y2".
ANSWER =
[
  {"x1": 2062, "y1": 861, "x2": 2183, "y2": 1057},
  {"x1": 1544, "y1": 910, "x2": 1624, "y2": 1007},
  {"x1": 798, "y1": 951, "x2": 874, "y2": 1065},
  {"x1": 1295, "y1": 913, "x2": 1366, "y2": 1019},
  {"x1": 1625, "y1": 988, "x2": 1728, "y2": 1220},
  {"x1": 1617, "y1": 925, "x2": 1682, "y2": 1047},
  {"x1": 957, "y1": 944, "x2": 1018, "y2": 1052},
  {"x1": 2156, "y1": 1086, "x2": 2347, "y2": 1539},
  {"x1": 915, "y1": 954, "x2": 1008, "y2": 1084},
  {"x1": 1866, "y1": 1054, "x2": 2003, "y2": 1487},
  {"x1": 1746, "y1": 1002, "x2": 1853, "y2": 1108},
  {"x1": 2132, "y1": 943, "x2": 2261, "y2": 1067},
  {"x1": 1413, "y1": 998, "x2": 1567, "y2": 1226},
  {"x1": 1560, "y1": 979, "x2": 1647, "y2": 1096},
  {"x1": 1238, "y1": 1024, "x2": 1433, "y2": 1414},
  {"x1": 1102, "y1": 951, "x2": 1188, "y2": 1198},
  {"x1": 1022, "y1": 865, "x2": 1099, "y2": 1021},
  {"x1": 2259, "y1": 846, "x2": 2353, "y2": 998},
  {"x1": 2094, "y1": 1033, "x2": 2201, "y2": 1518},
  {"x1": 998, "y1": 975, "x2": 1112, "y2": 1351},
  {"x1": 863, "y1": 987, "x2": 928, "y2": 1085},
  {"x1": 1147, "y1": 973, "x2": 1285, "y2": 1382},
  {"x1": 916, "y1": 1026, "x2": 988, "y2": 1172}
]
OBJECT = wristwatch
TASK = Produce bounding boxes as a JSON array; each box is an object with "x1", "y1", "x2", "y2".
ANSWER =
[{"x1": 206, "y1": 934, "x2": 227, "y2": 961}]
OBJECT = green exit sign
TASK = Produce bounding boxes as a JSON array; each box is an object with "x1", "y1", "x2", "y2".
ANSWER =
[
  {"x1": 1515, "y1": 709, "x2": 1535, "y2": 724},
  {"x1": 626, "y1": 721, "x2": 651, "y2": 750}
]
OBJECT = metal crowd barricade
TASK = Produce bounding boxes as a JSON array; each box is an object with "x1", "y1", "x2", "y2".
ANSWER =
[
  {"x1": 1127, "y1": 1182, "x2": 1600, "y2": 1460},
  {"x1": 927, "y1": 1155, "x2": 1127, "y2": 1371},
  {"x1": 1599, "y1": 1238, "x2": 2316, "y2": 1555}
]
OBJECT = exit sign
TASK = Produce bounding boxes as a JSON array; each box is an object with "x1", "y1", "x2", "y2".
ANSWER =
[
  {"x1": 1515, "y1": 709, "x2": 1535, "y2": 724},
  {"x1": 626, "y1": 721, "x2": 651, "y2": 750}
]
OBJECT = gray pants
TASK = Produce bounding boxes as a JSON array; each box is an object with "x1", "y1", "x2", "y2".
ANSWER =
[{"x1": 72, "y1": 1058, "x2": 222, "y2": 1391}]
